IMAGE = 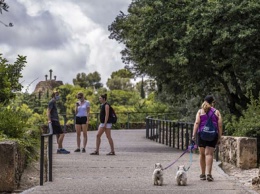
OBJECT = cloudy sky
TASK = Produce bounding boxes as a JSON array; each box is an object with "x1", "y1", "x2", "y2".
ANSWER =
[{"x1": 0, "y1": 0, "x2": 132, "y2": 93}]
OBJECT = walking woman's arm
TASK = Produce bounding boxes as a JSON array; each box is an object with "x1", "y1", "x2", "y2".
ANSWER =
[
  {"x1": 192, "y1": 110, "x2": 201, "y2": 140},
  {"x1": 217, "y1": 110, "x2": 223, "y2": 140}
]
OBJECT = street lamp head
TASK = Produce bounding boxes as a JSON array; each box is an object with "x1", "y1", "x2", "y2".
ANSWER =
[{"x1": 0, "y1": 20, "x2": 13, "y2": 27}]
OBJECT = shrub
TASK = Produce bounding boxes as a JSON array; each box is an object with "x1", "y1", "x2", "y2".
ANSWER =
[
  {"x1": 225, "y1": 95, "x2": 260, "y2": 137},
  {"x1": 0, "y1": 104, "x2": 40, "y2": 164}
]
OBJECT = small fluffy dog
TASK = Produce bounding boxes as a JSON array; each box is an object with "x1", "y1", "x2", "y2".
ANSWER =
[
  {"x1": 175, "y1": 165, "x2": 187, "y2": 186},
  {"x1": 152, "y1": 163, "x2": 164, "y2": 186}
]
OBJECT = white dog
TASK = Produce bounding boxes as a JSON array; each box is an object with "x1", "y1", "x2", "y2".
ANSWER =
[
  {"x1": 175, "y1": 165, "x2": 187, "y2": 186},
  {"x1": 152, "y1": 163, "x2": 164, "y2": 186}
]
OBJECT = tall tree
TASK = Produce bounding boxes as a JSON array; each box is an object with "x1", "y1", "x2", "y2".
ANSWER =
[
  {"x1": 106, "y1": 69, "x2": 134, "y2": 90},
  {"x1": 109, "y1": 0, "x2": 260, "y2": 117},
  {"x1": 0, "y1": 54, "x2": 26, "y2": 103},
  {"x1": 73, "y1": 71, "x2": 103, "y2": 89}
]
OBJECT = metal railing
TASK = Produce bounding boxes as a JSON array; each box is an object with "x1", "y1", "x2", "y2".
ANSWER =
[
  {"x1": 40, "y1": 123, "x2": 53, "y2": 185},
  {"x1": 146, "y1": 117, "x2": 193, "y2": 150},
  {"x1": 145, "y1": 116, "x2": 219, "y2": 161},
  {"x1": 59, "y1": 112, "x2": 176, "y2": 131}
]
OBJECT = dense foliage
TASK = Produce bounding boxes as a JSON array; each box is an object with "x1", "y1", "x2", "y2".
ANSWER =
[
  {"x1": 0, "y1": 104, "x2": 41, "y2": 163},
  {"x1": 109, "y1": 0, "x2": 260, "y2": 118},
  {"x1": 0, "y1": 54, "x2": 26, "y2": 103}
]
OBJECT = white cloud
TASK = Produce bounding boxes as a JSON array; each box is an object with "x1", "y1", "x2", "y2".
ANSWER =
[{"x1": 0, "y1": 0, "x2": 131, "y2": 93}]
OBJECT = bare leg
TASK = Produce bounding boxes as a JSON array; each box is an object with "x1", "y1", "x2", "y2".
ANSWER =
[
  {"x1": 199, "y1": 147, "x2": 206, "y2": 175},
  {"x1": 56, "y1": 134, "x2": 60, "y2": 144},
  {"x1": 95, "y1": 126, "x2": 106, "y2": 153},
  {"x1": 75, "y1": 124, "x2": 81, "y2": 149},
  {"x1": 57, "y1": 133, "x2": 65, "y2": 149},
  {"x1": 105, "y1": 128, "x2": 114, "y2": 153},
  {"x1": 82, "y1": 124, "x2": 88, "y2": 149},
  {"x1": 205, "y1": 147, "x2": 215, "y2": 175}
]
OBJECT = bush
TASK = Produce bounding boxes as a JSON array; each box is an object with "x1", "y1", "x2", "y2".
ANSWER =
[
  {"x1": 225, "y1": 95, "x2": 260, "y2": 138},
  {"x1": 0, "y1": 104, "x2": 40, "y2": 164}
]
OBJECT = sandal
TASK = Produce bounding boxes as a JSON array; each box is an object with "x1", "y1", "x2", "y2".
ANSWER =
[
  {"x1": 106, "y1": 152, "x2": 115, "y2": 155},
  {"x1": 90, "y1": 151, "x2": 99, "y2": 155}
]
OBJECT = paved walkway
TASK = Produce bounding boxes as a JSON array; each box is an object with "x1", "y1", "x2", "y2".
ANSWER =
[{"x1": 23, "y1": 130, "x2": 257, "y2": 194}]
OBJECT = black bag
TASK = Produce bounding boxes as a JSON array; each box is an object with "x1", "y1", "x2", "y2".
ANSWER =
[
  {"x1": 108, "y1": 105, "x2": 117, "y2": 124},
  {"x1": 200, "y1": 110, "x2": 217, "y2": 141}
]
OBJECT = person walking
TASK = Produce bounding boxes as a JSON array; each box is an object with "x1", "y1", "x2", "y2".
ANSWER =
[
  {"x1": 74, "y1": 92, "x2": 90, "y2": 153},
  {"x1": 47, "y1": 91, "x2": 70, "y2": 154},
  {"x1": 90, "y1": 93, "x2": 115, "y2": 155},
  {"x1": 192, "y1": 95, "x2": 222, "y2": 181}
]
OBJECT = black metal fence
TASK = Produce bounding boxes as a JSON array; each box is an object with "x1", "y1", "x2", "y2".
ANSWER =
[
  {"x1": 40, "y1": 123, "x2": 53, "y2": 186},
  {"x1": 145, "y1": 117, "x2": 194, "y2": 150},
  {"x1": 145, "y1": 116, "x2": 219, "y2": 161}
]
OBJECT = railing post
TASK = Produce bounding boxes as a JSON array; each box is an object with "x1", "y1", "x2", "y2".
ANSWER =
[
  {"x1": 40, "y1": 135, "x2": 44, "y2": 186},
  {"x1": 159, "y1": 120, "x2": 161, "y2": 144},
  {"x1": 177, "y1": 123, "x2": 180, "y2": 149},
  {"x1": 162, "y1": 120, "x2": 165, "y2": 144},
  {"x1": 146, "y1": 117, "x2": 149, "y2": 138},
  {"x1": 173, "y1": 122, "x2": 176, "y2": 148},
  {"x1": 169, "y1": 122, "x2": 172, "y2": 147},
  {"x1": 185, "y1": 123, "x2": 189, "y2": 149},
  {"x1": 48, "y1": 135, "x2": 53, "y2": 182},
  {"x1": 40, "y1": 123, "x2": 54, "y2": 186},
  {"x1": 181, "y1": 123, "x2": 184, "y2": 150},
  {"x1": 127, "y1": 112, "x2": 130, "y2": 129},
  {"x1": 166, "y1": 121, "x2": 168, "y2": 146},
  {"x1": 156, "y1": 119, "x2": 159, "y2": 142}
]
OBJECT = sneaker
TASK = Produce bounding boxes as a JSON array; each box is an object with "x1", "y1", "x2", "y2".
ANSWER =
[
  {"x1": 57, "y1": 148, "x2": 70, "y2": 154},
  {"x1": 82, "y1": 148, "x2": 86, "y2": 153},
  {"x1": 207, "y1": 174, "x2": 214, "y2": 182},
  {"x1": 74, "y1": 148, "x2": 80, "y2": 152},
  {"x1": 200, "y1": 174, "x2": 206, "y2": 180}
]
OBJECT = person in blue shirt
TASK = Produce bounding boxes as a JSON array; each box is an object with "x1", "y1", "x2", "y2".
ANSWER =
[{"x1": 74, "y1": 92, "x2": 91, "y2": 153}]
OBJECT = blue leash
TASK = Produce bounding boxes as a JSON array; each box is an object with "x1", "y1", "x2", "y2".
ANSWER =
[{"x1": 163, "y1": 141, "x2": 197, "y2": 171}]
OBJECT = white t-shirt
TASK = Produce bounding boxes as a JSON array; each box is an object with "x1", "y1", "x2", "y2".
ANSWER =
[{"x1": 76, "y1": 100, "x2": 90, "y2": 117}]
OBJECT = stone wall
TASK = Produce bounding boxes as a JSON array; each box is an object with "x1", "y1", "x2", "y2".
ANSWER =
[
  {"x1": 0, "y1": 141, "x2": 26, "y2": 192},
  {"x1": 219, "y1": 136, "x2": 257, "y2": 169}
]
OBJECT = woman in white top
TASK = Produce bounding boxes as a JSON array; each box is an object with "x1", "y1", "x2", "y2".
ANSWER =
[{"x1": 74, "y1": 92, "x2": 90, "y2": 153}]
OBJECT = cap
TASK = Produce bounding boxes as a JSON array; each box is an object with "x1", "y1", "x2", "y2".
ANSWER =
[{"x1": 204, "y1": 95, "x2": 214, "y2": 104}]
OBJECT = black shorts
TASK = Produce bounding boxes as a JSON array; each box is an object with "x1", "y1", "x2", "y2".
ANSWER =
[
  {"x1": 51, "y1": 120, "x2": 63, "y2": 134},
  {"x1": 197, "y1": 132, "x2": 218, "y2": 148},
  {"x1": 76, "y1": 116, "x2": 87, "y2": 125}
]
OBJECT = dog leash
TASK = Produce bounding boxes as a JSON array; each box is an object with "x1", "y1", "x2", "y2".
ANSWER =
[
  {"x1": 184, "y1": 146, "x2": 195, "y2": 172},
  {"x1": 163, "y1": 141, "x2": 197, "y2": 171}
]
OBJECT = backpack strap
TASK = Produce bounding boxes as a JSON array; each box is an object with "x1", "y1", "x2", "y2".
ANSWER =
[{"x1": 206, "y1": 109, "x2": 216, "y2": 119}]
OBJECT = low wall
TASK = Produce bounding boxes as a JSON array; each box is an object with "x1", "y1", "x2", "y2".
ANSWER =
[
  {"x1": 0, "y1": 141, "x2": 26, "y2": 192},
  {"x1": 219, "y1": 136, "x2": 257, "y2": 169}
]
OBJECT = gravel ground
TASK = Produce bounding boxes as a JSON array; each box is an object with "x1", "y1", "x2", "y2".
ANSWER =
[{"x1": 220, "y1": 162, "x2": 260, "y2": 193}]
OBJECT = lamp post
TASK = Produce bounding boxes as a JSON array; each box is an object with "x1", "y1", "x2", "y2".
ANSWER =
[{"x1": 0, "y1": 20, "x2": 13, "y2": 27}]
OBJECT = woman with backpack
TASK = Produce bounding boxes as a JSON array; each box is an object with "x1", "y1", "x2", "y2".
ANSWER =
[
  {"x1": 192, "y1": 95, "x2": 223, "y2": 182},
  {"x1": 90, "y1": 93, "x2": 115, "y2": 155}
]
